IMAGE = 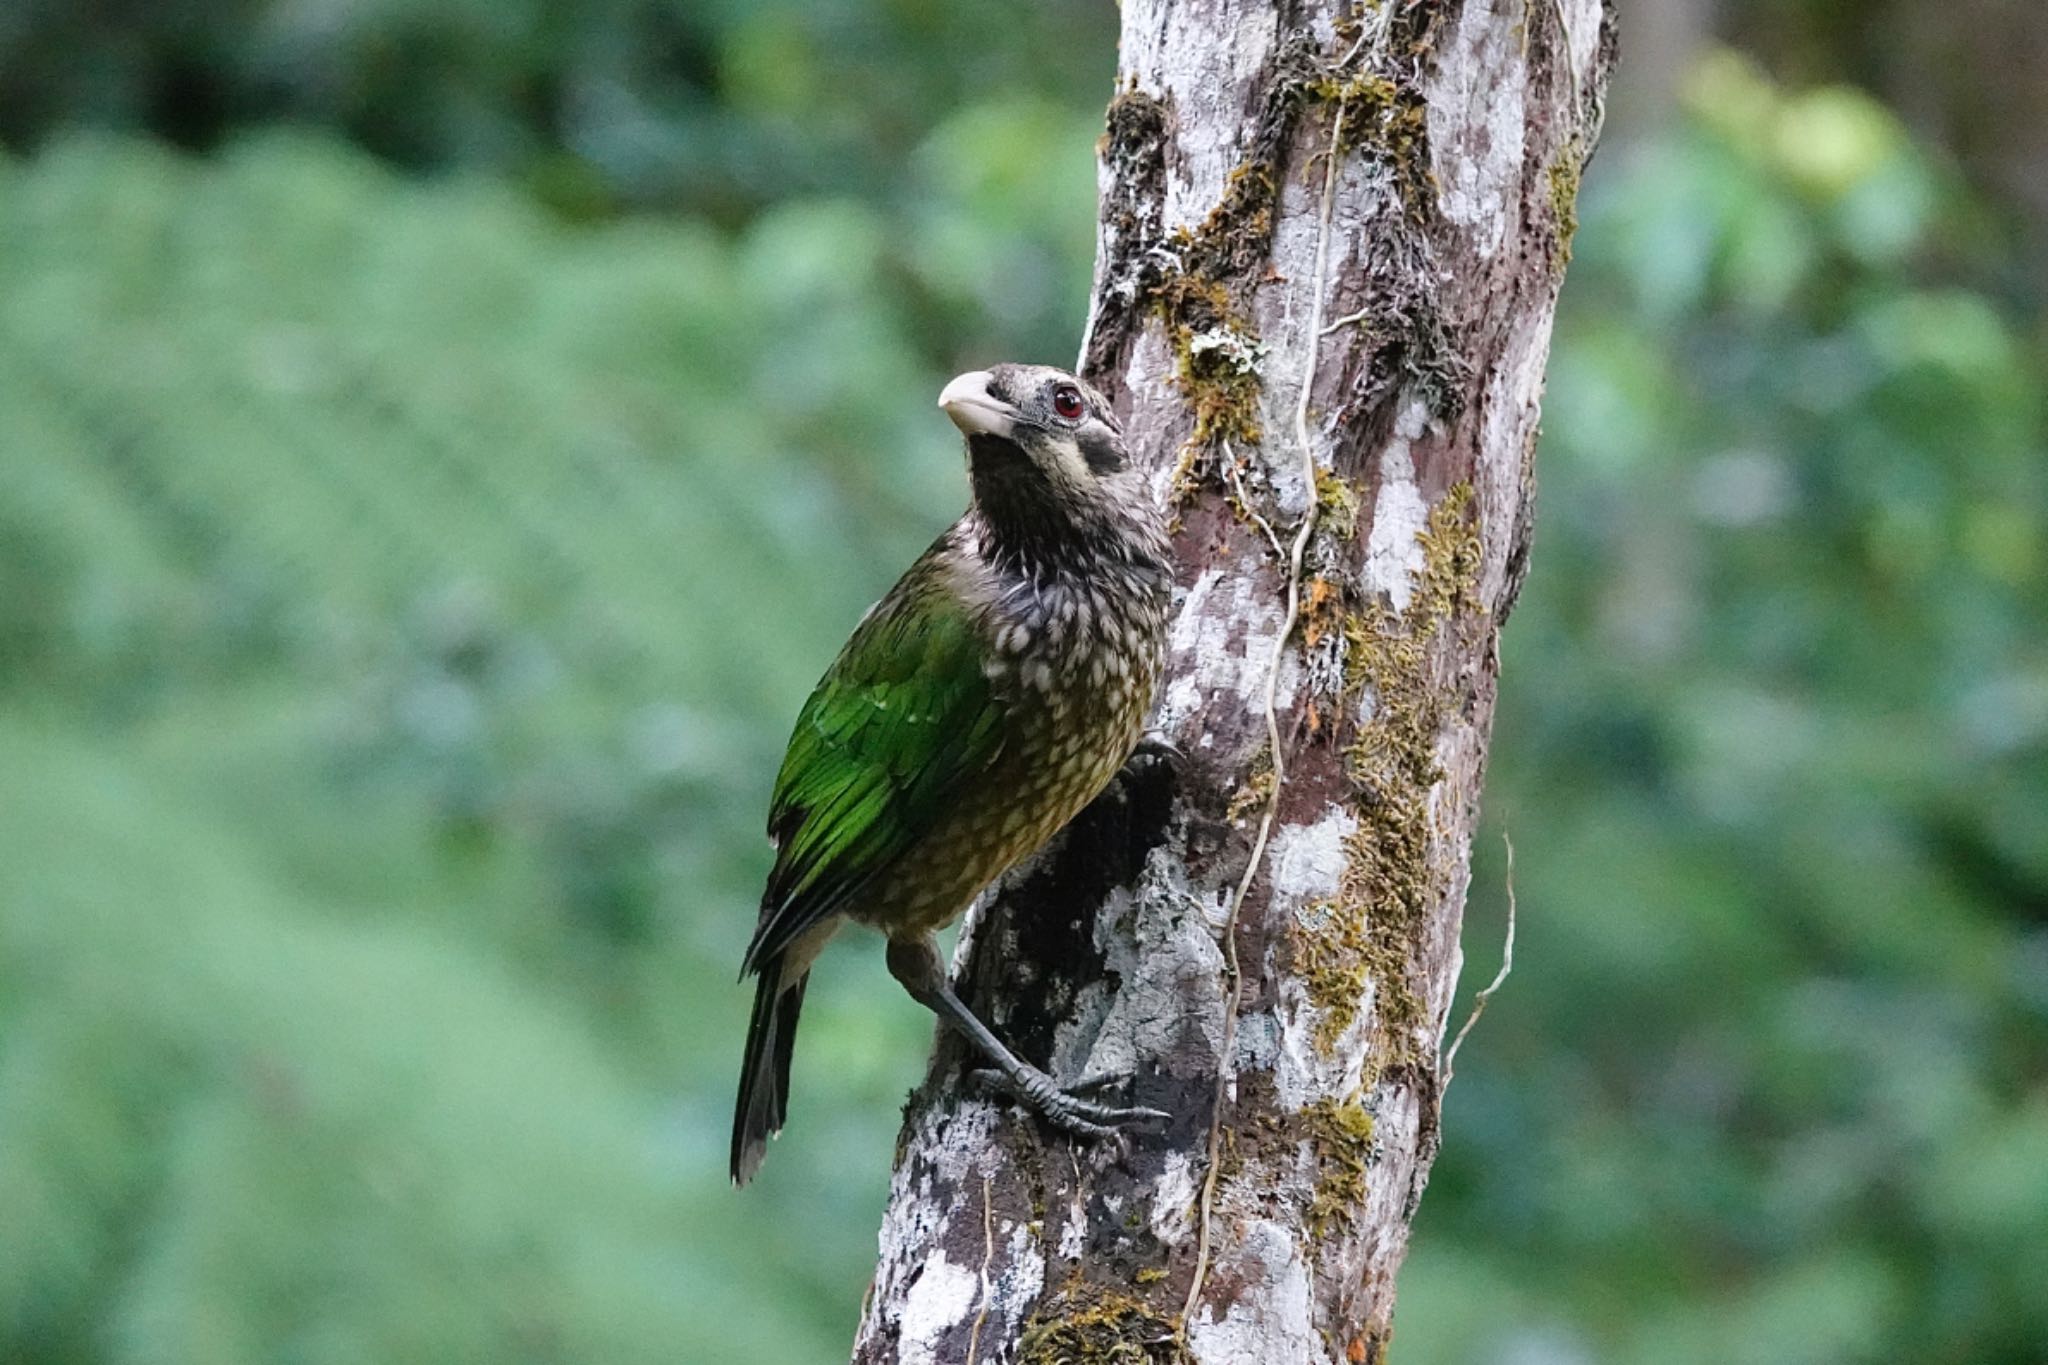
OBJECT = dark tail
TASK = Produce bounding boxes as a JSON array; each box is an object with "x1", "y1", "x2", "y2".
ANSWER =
[{"x1": 730, "y1": 960, "x2": 807, "y2": 1186}]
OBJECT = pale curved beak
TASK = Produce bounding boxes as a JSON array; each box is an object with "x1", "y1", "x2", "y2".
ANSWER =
[{"x1": 938, "y1": 370, "x2": 1017, "y2": 438}]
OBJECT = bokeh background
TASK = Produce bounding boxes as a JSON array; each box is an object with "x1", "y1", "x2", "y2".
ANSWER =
[{"x1": 1, "y1": 2, "x2": 2043, "y2": 1361}]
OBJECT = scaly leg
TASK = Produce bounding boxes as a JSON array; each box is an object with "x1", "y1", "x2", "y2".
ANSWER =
[{"x1": 886, "y1": 935, "x2": 1166, "y2": 1138}]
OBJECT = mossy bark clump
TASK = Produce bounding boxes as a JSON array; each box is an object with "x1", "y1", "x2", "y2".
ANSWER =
[
  {"x1": 1303, "y1": 1095, "x2": 1380, "y2": 1238},
  {"x1": 1018, "y1": 1288, "x2": 1190, "y2": 1365},
  {"x1": 1111, "y1": 20, "x2": 1456, "y2": 501},
  {"x1": 1160, "y1": 275, "x2": 1265, "y2": 458},
  {"x1": 1296, "y1": 484, "x2": 1483, "y2": 1056},
  {"x1": 1086, "y1": 85, "x2": 1173, "y2": 380},
  {"x1": 1090, "y1": 78, "x2": 1278, "y2": 496},
  {"x1": 1225, "y1": 745, "x2": 1278, "y2": 824},
  {"x1": 1546, "y1": 141, "x2": 1585, "y2": 270},
  {"x1": 1309, "y1": 68, "x2": 1433, "y2": 206},
  {"x1": 1095, "y1": 33, "x2": 1362, "y2": 499}
]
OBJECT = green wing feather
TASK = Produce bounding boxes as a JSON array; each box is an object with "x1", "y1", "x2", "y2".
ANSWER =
[{"x1": 742, "y1": 571, "x2": 1006, "y2": 973}]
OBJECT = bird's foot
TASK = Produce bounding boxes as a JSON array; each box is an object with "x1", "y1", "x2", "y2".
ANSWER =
[{"x1": 968, "y1": 1066, "x2": 1168, "y2": 1139}]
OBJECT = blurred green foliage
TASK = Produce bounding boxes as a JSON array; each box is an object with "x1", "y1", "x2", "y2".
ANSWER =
[
  {"x1": 0, "y1": 8, "x2": 2042, "y2": 1365},
  {"x1": 1406, "y1": 52, "x2": 2048, "y2": 1365},
  {"x1": 0, "y1": 0, "x2": 1112, "y2": 372}
]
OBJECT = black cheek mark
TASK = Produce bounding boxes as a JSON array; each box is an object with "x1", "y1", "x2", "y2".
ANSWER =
[{"x1": 1077, "y1": 428, "x2": 1127, "y2": 474}]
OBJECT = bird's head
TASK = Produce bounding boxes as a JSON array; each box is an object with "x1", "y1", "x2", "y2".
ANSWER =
[{"x1": 938, "y1": 363, "x2": 1157, "y2": 568}]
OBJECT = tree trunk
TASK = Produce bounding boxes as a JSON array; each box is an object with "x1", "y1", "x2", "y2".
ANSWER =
[{"x1": 852, "y1": 3, "x2": 1614, "y2": 1361}]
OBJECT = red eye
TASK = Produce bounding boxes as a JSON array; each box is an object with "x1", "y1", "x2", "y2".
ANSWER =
[{"x1": 1051, "y1": 385, "x2": 1085, "y2": 420}]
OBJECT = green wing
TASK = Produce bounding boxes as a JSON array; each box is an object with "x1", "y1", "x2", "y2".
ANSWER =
[{"x1": 742, "y1": 575, "x2": 1006, "y2": 973}]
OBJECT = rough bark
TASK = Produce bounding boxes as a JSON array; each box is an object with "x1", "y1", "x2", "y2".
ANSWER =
[{"x1": 852, "y1": 3, "x2": 1614, "y2": 1362}]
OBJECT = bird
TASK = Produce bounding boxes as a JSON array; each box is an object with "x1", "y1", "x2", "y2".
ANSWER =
[{"x1": 731, "y1": 363, "x2": 1177, "y2": 1186}]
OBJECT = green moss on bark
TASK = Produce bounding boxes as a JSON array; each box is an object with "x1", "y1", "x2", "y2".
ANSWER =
[
  {"x1": 1547, "y1": 141, "x2": 1584, "y2": 269},
  {"x1": 1314, "y1": 468, "x2": 1365, "y2": 538},
  {"x1": 1018, "y1": 1288, "x2": 1190, "y2": 1365},
  {"x1": 1294, "y1": 484, "x2": 1483, "y2": 1056},
  {"x1": 1304, "y1": 1095, "x2": 1380, "y2": 1237}
]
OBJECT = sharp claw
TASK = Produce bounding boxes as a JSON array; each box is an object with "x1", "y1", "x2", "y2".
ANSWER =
[
  {"x1": 1075, "y1": 1103, "x2": 1170, "y2": 1130},
  {"x1": 1059, "y1": 1093, "x2": 1140, "y2": 1122},
  {"x1": 1047, "y1": 1100, "x2": 1166, "y2": 1135},
  {"x1": 964, "y1": 1067, "x2": 1168, "y2": 1136}
]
